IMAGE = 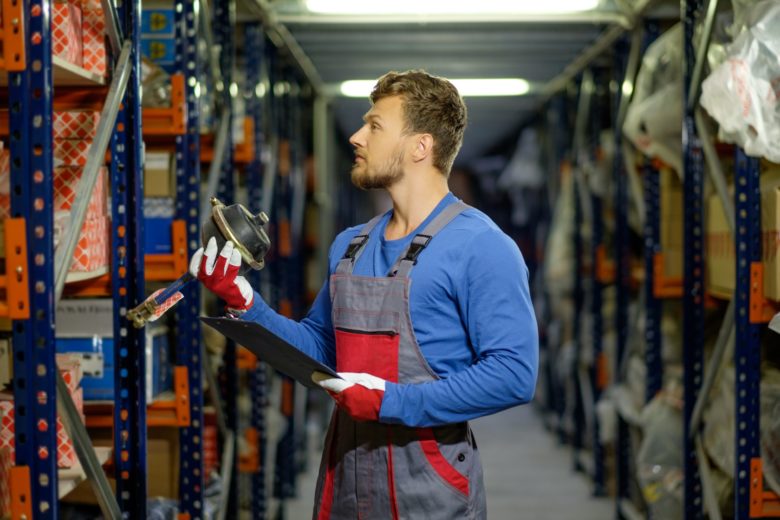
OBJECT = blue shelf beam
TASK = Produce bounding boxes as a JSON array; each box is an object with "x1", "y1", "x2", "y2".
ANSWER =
[
  {"x1": 111, "y1": 0, "x2": 147, "y2": 517},
  {"x1": 174, "y1": 0, "x2": 205, "y2": 516},
  {"x1": 682, "y1": 1, "x2": 705, "y2": 518},
  {"x1": 642, "y1": 161, "x2": 663, "y2": 402},
  {"x1": 245, "y1": 23, "x2": 269, "y2": 520},
  {"x1": 733, "y1": 149, "x2": 761, "y2": 519}
]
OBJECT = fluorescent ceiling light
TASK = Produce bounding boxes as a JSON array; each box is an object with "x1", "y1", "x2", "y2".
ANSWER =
[
  {"x1": 340, "y1": 78, "x2": 531, "y2": 98},
  {"x1": 307, "y1": 0, "x2": 600, "y2": 15}
]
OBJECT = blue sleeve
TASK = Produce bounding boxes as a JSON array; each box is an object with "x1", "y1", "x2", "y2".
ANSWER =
[
  {"x1": 378, "y1": 229, "x2": 539, "y2": 427},
  {"x1": 239, "y1": 228, "x2": 359, "y2": 369}
]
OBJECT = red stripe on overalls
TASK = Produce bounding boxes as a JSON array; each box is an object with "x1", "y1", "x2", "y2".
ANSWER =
[
  {"x1": 386, "y1": 428, "x2": 400, "y2": 520},
  {"x1": 418, "y1": 428, "x2": 470, "y2": 497},
  {"x1": 317, "y1": 416, "x2": 339, "y2": 520}
]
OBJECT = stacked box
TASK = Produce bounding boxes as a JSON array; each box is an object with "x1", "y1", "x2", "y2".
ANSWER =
[
  {"x1": 0, "y1": 398, "x2": 78, "y2": 469},
  {"x1": 53, "y1": 1, "x2": 83, "y2": 67},
  {"x1": 144, "y1": 197, "x2": 175, "y2": 253},
  {"x1": 760, "y1": 162, "x2": 780, "y2": 301},
  {"x1": 140, "y1": 4, "x2": 177, "y2": 73},
  {"x1": 54, "y1": 138, "x2": 92, "y2": 167},
  {"x1": 660, "y1": 168, "x2": 683, "y2": 279},
  {"x1": 144, "y1": 151, "x2": 175, "y2": 197},
  {"x1": 53, "y1": 110, "x2": 101, "y2": 139},
  {"x1": 0, "y1": 338, "x2": 10, "y2": 390},
  {"x1": 706, "y1": 166, "x2": 780, "y2": 300},
  {"x1": 50, "y1": 166, "x2": 110, "y2": 275},
  {"x1": 56, "y1": 327, "x2": 171, "y2": 402},
  {"x1": 81, "y1": 2, "x2": 107, "y2": 75}
]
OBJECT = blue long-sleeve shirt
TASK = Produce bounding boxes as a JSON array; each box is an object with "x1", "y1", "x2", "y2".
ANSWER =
[{"x1": 242, "y1": 193, "x2": 539, "y2": 427}]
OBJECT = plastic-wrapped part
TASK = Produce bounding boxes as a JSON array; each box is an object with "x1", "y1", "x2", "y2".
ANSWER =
[
  {"x1": 623, "y1": 25, "x2": 684, "y2": 174},
  {"x1": 637, "y1": 375, "x2": 684, "y2": 520},
  {"x1": 762, "y1": 372, "x2": 780, "y2": 494},
  {"x1": 141, "y1": 58, "x2": 172, "y2": 109},
  {"x1": 544, "y1": 168, "x2": 575, "y2": 298},
  {"x1": 703, "y1": 366, "x2": 780, "y2": 497},
  {"x1": 700, "y1": 0, "x2": 780, "y2": 162}
]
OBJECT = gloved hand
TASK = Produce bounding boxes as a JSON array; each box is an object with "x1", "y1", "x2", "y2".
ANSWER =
[
  {"x1": 312, "y1": 372, "x2": 386, "y2": 422},
  {"x1": 190, "y1": 237, "x2": 254, "y2": 312}
]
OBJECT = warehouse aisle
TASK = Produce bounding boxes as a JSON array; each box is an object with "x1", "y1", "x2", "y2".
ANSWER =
[{"x1": 283, "y1": 404, "x2": 613, "y2": 519}]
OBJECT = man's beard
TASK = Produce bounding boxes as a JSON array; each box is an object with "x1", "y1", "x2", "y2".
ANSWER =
[{"x1": 351, "y1": 149, "x2": 405, "y2": 190}]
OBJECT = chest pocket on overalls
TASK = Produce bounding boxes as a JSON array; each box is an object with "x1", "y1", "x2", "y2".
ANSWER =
[{"x1": 333, "y1": 309, "x2": 401, "y2": 383}]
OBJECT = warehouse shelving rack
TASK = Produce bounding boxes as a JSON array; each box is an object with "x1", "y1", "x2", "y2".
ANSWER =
[
  {"x1": 543, "y1": 1, "x2": 780, "y2": 519},
  {"x1": 1, "y1": 0, "x2": 317, "y2": 516}
]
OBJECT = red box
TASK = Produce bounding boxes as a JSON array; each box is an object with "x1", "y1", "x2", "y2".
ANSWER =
[
  {"x1": 53, "y1": 2, "x2": 83, "y2": 67},
  {"x1": 82, "y1": 7, "x2": 106, "y2": 76},
  {"x1": 69, "y1": 216, "x2": 109, "y2": 273},
  {"x1": 53, "y1": 165, "x2": 107, "y2": 217},
  {"x1": 54, "y1": 138, "x2": 92, "y2": 167},
  {"x1": 0, "y1": 399, "x2": 78, "y2": 469},
  {"x1": 54, "y1": 111, "x2": 101, "y2": 139},
  {"x1": 57, "y1": 354, "x2": 83, "y2": 394}
]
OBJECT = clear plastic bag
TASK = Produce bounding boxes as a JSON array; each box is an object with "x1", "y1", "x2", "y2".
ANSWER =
[
  {"x1": 703, "y1": 367, "x2": 780, "y2": 499},
  {"x1": 623, "y1": 25, "x2": 684, "y2": 174},
  {"x1": 700, "y1": 0, "x2": 780, "y2": 162},
  {"x1": 637, "y1": 380, "x2": 684, "y2": 520}
]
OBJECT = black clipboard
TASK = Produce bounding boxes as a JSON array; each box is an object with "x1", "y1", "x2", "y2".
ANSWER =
[{"x1": 201, "y1": 316, "x2": 339, "y2": 389}]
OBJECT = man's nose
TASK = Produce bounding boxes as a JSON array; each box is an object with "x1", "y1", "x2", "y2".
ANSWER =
[{"x1": 349, "y1": 125, "x2": 367, "y2": 148}]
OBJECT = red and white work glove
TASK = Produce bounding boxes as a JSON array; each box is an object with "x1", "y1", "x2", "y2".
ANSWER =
[
  {"x1": 190, "y1": 237, "x2": 254, "y2": 313},
  {"x1": 312, "y1": 372, "x2": 387, "y2": 422}
]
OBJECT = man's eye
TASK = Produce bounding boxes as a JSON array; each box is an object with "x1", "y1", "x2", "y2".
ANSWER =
[{"x1": 371, "y1": 123, "x2": 379, "y2": 130}]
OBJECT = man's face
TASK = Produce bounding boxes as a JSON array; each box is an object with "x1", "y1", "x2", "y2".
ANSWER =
[{"x1": 349, "y1": 95, "x2": 410, "y2": 190}]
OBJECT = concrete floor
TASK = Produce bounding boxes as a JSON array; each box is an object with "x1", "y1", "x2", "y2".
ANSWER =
[{"x1": 281, "y1": 404, "x2": 614, "y2": 519}]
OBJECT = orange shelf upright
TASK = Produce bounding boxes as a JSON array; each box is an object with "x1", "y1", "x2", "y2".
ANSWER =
[
  {"x1": 0, "y1": 218, "x2": 30, "y2": 319},
  {"x1": 200, "y1": 116, "x2": 255, "y2": 164},
  {"x1": 0, "y1": 0, "x2": 26, "y2": 72}
]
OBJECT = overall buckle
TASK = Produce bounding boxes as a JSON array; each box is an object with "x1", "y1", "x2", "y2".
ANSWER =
[{"x1": 404, "y1": 234, "x2": 432, "y2": 264}]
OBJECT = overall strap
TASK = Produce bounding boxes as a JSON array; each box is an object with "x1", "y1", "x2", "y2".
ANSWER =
[
  {"x1": 390, "y1": 200, "x2": 469, "y2": 278},
  {"x1": 334, "y1": 213, "x2": 385, "y2": 274}
]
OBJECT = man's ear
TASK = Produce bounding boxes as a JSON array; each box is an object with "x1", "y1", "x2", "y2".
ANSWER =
[{"x1": 411, "y1": 134, "x2": 434, "y2": 163}]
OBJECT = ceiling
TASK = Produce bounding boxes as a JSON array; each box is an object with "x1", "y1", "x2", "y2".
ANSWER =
[{"x1": 246, "y1": 0, "x2": 656, "y2": 167}]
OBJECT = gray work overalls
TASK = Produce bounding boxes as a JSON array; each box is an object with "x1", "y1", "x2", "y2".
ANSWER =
[{"x1": 313, "y1": 200, "x2": 487, "y2": 520}]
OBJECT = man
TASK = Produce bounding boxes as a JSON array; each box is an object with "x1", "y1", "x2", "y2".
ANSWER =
[{"x1": 192, "y1": 70, "x2": 538, "y2": 519}]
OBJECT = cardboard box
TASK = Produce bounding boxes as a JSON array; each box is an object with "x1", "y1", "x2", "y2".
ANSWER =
[
  {"x1": 144, "y1": 152, "x2": 175, "y2": 197},
  {"x1": 62, "y1": 427, "x2": 178, "y2": 504},
  {"x1": 82, "y1": 7, "x2": 106, "y2": 76},
  {"x1": 53, "y1": 2, "x2": 83, "y2": 67},
  {"x1": 56, "y1": 298, "x2": 113, "y2": 337},
  {"x1": 760, "y1": 163, "x2": 780, "y2": 301},
  {"x1": 706, "y1": 190, "x2": 735, "y2": 298},
  {"x1": 660, "y1": 167, "x2": 683, "y2": 279},
  {"x1": 53, "y1": 111, "x2": 101, "y2": 139},
  {"x1": 0, "y1": 339, "x2": 10, "y2": 390},
  {"x1": 144, "y1": 217, "x2": 173, "y2": 254},
  {"x1": 0, "y1": 447, "x2": 11, "y2": 518}
]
